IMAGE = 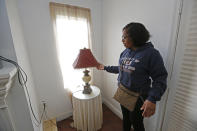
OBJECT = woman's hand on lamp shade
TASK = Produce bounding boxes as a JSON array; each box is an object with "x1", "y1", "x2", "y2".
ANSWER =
[{"x1": 96, "y1": 63, "x2": 104, "y2": 70}]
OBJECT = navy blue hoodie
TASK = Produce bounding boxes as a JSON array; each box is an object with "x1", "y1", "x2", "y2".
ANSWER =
[{"x1": 104, "y1": 42, "x2": 168, "y2": 103}]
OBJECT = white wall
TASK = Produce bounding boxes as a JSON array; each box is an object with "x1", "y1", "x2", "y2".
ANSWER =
[
  {"x1": 0, "y1": 0, "x2": 16, "y2": 60},
  {"x1": 5, "y1": 0, "x2": 42, "y2": 130},
  {"x1": 14, "y1": 0, "x2": 102, "y2": 121},
  {"x1": 101, "y1": 0, "x2": 178, "y2": 131}
]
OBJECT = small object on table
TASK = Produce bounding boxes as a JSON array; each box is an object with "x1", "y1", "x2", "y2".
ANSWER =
[{"x1": 72, "y1": 85, "x2": 103, "y2": 131}]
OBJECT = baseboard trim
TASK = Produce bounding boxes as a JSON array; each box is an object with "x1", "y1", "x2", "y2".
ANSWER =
[
  {"x1": 56, "y1": 110, "x2": 73, "y2": 122},
  {"x1": 102, "y1": 97, "x2": 122, "y2": 119}
]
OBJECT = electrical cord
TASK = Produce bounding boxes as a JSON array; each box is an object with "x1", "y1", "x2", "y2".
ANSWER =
[
  {"x1": 40, "y1": 103, "x2": 46, "y2": 124},
  {"x1": 0, "y1": 56, "x2": 27, "y2": 85},
  {"x1": 0, "y1": 56, "x2": 45, "y2": 127},
  {"x1": 72, "y1": 90, "x2": 83, "y2": 94}
]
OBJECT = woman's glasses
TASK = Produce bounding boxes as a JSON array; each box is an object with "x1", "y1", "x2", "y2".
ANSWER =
[{"x1": 122, "y1": 35, "x2": 129, "y2": 40}]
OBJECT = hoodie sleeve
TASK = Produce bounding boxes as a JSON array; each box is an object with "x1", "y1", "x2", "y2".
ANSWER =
[
  {"x1": 147, "y1": 50, "x2": 168, "y2": 104},
  {"x1": 104, "y1": 66, "x2": 119, "y2": 74}
]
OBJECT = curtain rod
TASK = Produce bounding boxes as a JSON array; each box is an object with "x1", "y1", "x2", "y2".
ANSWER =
[{"x1": 49, "y1": 2, "x2": 91, "y2": 11}]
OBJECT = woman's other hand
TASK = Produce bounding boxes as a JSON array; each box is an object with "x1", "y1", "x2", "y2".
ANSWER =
[
  {"x1": 140, "y1": 100, "x2": 156, "y2": 117},
  {"x1": 96, "y1": 63, "x2": 104, "y2": 70}
]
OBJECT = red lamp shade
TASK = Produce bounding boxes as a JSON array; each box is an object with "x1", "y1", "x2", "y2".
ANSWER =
[{"x1": 73, "y1": 48, "x2": 99, "y2": 69}]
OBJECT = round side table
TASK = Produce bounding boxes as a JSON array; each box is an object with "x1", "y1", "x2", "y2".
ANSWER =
[{"x1": 72, "y1": 85, "x2": 103, "y2": 131}]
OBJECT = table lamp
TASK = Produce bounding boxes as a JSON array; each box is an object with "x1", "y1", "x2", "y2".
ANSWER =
[{"x1": 73, "y1": 48, "x2": 99, "y2": 94}]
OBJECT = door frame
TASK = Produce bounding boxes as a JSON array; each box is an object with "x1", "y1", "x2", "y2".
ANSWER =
[
  {"x1": 155, "y1": 0, "x2": 184, "y2": 130},
  {"x1": 161, "y1": 0, "x2": 196, "y2": 130}
]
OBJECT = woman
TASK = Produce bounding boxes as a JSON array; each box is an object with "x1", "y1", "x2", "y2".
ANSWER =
[{"x1": 97, "y1": 22, "x2": 168, "y2": 131}]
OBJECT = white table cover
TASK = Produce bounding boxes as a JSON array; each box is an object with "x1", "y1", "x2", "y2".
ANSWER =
[{"x1": 72, "y1": 86, "x2": 103, "y2": 131}]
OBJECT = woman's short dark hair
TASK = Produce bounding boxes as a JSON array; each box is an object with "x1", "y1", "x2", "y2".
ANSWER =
[{"x1": 123, "y1": 22, "x2": 150, "y2": 47}]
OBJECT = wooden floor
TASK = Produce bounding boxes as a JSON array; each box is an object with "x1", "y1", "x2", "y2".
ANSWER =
[
  {"x1": 43, "y1": 118, "x2": 58, "y2": 131},
  {"x1": 57, "y1": 104, "x2": 124, "y2": 131}
]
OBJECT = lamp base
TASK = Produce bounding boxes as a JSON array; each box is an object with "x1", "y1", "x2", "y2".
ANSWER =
[
  {"x1": 82, "y1": 69, "x2": 92, "y2": 94},
  {"x1": 83, "y1": 84, "x2": 92, "y2": 94}
]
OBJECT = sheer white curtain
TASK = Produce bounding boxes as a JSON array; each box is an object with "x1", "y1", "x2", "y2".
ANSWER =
[{"x1": 50, "y1": 3, "x2": 93, "y2": 95}]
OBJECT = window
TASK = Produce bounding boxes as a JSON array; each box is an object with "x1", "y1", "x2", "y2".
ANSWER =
[{"x1": 50, "y1": 3, "x2": 92, "y2": 92}]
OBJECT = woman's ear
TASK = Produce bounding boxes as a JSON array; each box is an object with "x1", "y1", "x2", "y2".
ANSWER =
[{"x1": 128, "y1": 37, "x2": 134, "y2": 45}]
